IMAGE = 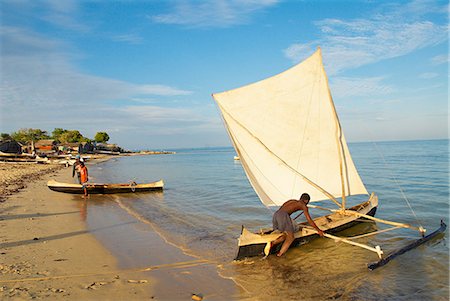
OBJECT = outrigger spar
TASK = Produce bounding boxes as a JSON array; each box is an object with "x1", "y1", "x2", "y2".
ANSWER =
[{"x1": 212, "y1": 47, "x2": 446, "y2": 268}]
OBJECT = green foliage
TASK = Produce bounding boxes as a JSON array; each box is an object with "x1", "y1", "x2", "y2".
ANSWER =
[
  {"x1": 11, "y1": 128, "x2": 50, "y2": 143},
  {"x1": 1, "y1": 133, "x2": 12, "y2": 141},
  {"x1": 58, "y1": 130, "x2": 84, "y2": 143},
  {"x1": 52, "y1": 128, "x2": 67, "y2": 142},
  {"x1": 6, "y1": 128, "x2": 107, "y2": 145},
  {"x1": 94, "y1": 132, "x2": 110, "y2": 143},
  {"x1": 52, "y1": 128, "x2": 92, "y2": 143}
]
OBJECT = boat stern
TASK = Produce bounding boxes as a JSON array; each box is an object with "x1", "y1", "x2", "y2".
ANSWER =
[{"x1": 235, "y1": 226, "x2": 284, "y2": 260}]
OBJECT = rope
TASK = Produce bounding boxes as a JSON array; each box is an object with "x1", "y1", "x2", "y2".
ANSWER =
[
  {"x1": 231, "y1": 133, "x2": 288, "y2": 204},
  {"x1": 291, "y1": 61, "x2": 317, "y2": 199},
  {"x1": 343, "y1": 226, "x2": 402, "y2": 240},
  {"x1": 370, "y1": 141, "x2": 424, "y2": 229},
  {"x1": 216, "y1": 103, "x2": 342, "y2": 208},
  {"x1": 129, "y1": 180, "x2": 137, "y2": 192}
]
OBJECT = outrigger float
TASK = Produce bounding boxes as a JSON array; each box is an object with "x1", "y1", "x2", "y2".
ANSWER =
[{"x1": 212, "y1": 48, "x2": 446, "y2": 269}]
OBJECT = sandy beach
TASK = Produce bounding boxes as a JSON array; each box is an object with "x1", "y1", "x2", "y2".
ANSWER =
[{"x1": 0, "y1": 159, "x2": 243, "y2": 300}]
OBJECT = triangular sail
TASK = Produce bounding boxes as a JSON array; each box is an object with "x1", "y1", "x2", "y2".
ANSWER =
[{"x1": 213, "y1": 48, "x2": 368, "y2": 207}]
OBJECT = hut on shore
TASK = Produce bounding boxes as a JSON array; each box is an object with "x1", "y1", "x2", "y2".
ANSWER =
[
  {"x1": 79, "y1": 142, "x2": 95, "y2": 154},
  {"x1": 35, "y1": 139, "x2": 57, "y2": 154},
  {"x1": 0, "y1": 140, "x2": 22, "y2": 154}
]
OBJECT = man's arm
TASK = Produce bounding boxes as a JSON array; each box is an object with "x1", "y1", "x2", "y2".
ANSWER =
[{"x1": 303, "y1": 206, "x2": 324, "y2": 237}]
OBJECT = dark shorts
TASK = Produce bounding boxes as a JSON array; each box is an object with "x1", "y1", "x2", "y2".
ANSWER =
[{"x1": 272, "y1": 210, "x2": 294, "y2": 233}]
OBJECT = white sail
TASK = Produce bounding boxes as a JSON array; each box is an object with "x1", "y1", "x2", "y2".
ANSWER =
[{"x1": 213, "y1": 48, "x2": 368, "y2": 207}]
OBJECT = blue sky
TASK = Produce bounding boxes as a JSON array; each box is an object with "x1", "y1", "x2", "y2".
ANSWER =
[{"x1": 0, "y1": 0, "x2": 448, "y2": 150}]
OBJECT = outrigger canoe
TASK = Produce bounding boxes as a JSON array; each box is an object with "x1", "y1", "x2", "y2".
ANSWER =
[
  {"x1": 47, "y1": 179, "x2": 164, "y2": 194},
  {"x1": 212, "y1": 47, "x2": 445, "y2": 268},
  {"x1": 236, "y1": 194, "x2": 378, "y2": 260}
]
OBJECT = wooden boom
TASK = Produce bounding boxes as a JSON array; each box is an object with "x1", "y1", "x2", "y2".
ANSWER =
[
  {"x1": 303, "y1": 227, "x2": 383, "y2": 259},
  {"x1": 308, "y1": 204, "x2": 426, "y2": 234}
]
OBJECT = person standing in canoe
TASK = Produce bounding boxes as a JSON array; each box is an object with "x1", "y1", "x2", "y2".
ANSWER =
[
  {"x1": 269, "y1": 193, "x2": 324, "y2": 257},
  {"x1": 77, "y1": 160, "x2": 89, "y2": 197}
]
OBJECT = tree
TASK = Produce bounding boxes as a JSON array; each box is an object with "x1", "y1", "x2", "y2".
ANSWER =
[
  {"x1": 11, "y1": 128, "x2": 50, "y2": 143},
  {"x1": 58, "y1": 130, "x2": 84, "y2": 143},
  {"x1": 1, "y1": 133, "x2": 12, "y2": 141},
  {"x1": 94, "y1": 132, "x2": 110, "y2": 143},
  {"x1": 52, "y1": 128, "x2": 67, "y2": 142}
]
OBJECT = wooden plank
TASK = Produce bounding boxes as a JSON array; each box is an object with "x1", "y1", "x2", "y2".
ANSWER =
[
  {"x1": 308, "y1": 204, "x2": 425, "y2": 233},
  {"x1": 368, "y1": 220, "x2": 447, "y2": 270},
  {"x1": 303, "y1": 227, "x2": 384, "y2": 258}
]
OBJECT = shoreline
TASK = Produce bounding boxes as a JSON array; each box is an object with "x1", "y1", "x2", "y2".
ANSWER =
[
  {"x1": 0, "y1": 159, "x2": 155, "y2": 299},
  {"x1": 0, "y1": 158, "x2": 245, "y2": 300}
]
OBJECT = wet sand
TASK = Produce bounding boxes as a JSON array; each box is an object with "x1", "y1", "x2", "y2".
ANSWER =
[{"x1": 0, "y1": 160, "x2": 244, "y2": 300}]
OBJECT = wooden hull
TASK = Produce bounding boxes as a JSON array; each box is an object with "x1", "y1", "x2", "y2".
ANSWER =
[
  {"x1": 235, "y1": 193, "x2": 378, "y2": 260},
  {"x1": 47, "y1": 179, "x2": 164, "y2": 194}
]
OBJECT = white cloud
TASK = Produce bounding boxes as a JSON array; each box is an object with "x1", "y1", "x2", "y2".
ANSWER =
[
  {"x1": 42, "y1": 12, "x2": 90, "y2": 32},
  {"x1": 150, "y1": 0, "x2": 279, "y2": 28},
  {"x1": 431, "y1": 54, "x2": 449, "y2": 65},
  {"x1": 284, "y1": 1, "x2": 448, "y2": 74},
  {"x1": 123, "y1": 106, "x2": 200, "y2": 124},
  {"x1": 42, "y1": 0, "x2": 89, "y2": 32},
  {"x1": 330, "y1": 77, "x2": 395, "y2": 99},
  {"x1": 2, "y1": 0, "x2": 89, "y2": 32},
  {"x1": 136, "y1": 85, "x2": 192, "y2": 96},
  {"x1": 45, "y1": 0, "x2": 78, "y2": 14},
  {"x1": 0, "y1": 25, "x2": 196, "y2": 139},
  {"x1": 0, "y1": 26, "x2": 191, "y2": 101},
  {"x1": 112, "y1": 34, "x2": 144, "y2": 44},
  {"x1": 419, "y1": 72, "x2": 439, "y2": 79}
]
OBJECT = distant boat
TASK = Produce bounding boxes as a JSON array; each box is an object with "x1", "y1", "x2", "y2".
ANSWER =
[
  {"x1": 212, "y1": 47, "x2": 445, "y2": 267},
  {"x1": 234, "y1": 155, "x2": 240, "y2": 160},
  {"x1": 47, "y1": 179, "x2": 164, "y2": 194}
]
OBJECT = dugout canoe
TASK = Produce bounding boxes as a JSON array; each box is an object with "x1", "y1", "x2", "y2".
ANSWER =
[
  {"x1": 47, "y1": 179, "x2": 164, "y2": 194},
  {"x1": 235, "y1": 194, "x2": 378, "y2": 260}
]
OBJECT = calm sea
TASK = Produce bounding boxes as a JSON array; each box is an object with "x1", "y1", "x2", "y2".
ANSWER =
[{"x1": 86, "y1": 139, "x2": 449, "y2": 300}]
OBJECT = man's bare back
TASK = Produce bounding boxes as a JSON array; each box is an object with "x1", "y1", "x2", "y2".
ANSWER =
[
  {"x1": 270, "y1": 193, "x2": 324, "y2": 257},
  {"x1": 279, "y1": 199, "x2": 307, "y2": 215}
]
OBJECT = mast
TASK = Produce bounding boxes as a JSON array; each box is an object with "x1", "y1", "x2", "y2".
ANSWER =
[
  {"x1": 212, "y1": 48, "x2": 368, "y2": 207},
  {"x1": 317, "y1": 47, "x2": 348, "y2": 209}
]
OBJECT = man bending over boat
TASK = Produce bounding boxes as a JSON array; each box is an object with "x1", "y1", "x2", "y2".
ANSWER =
[{"x1": 270, "y1": 193, "x2": 324, "y2": 257}]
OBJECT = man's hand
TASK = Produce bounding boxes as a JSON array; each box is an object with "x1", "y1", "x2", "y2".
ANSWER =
[{"x1": 317, "y1": 229, "x2": 325, "y2": 237}]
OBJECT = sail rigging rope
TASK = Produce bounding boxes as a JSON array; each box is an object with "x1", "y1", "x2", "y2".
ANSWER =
[
  {"x1": 291, "y1": 61, "x2": 317, "y2": 199},
  {"x1": 369, "y1": 141, "x2": 424, "y2": 229},
  {"x1": 231, "y1": 132, "x2": 288, "y2": 205},
  {"x1": 215, "y1": 102, "x2": 342, "y2": 208},
  {"x1": 342, "y1": 226, "x2": 402, "y2": 240}
]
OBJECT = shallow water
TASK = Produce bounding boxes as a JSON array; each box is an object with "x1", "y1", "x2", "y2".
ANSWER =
[{"x1": 87, "y1": 139, "x2": 449, "y2": 300}]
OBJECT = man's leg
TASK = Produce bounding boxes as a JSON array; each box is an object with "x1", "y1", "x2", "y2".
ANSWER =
[
  {"x1": 272, "y1": 233, "x2": 286, "y2": 247},
  {"x1": 277, "y1": 231, "x2": 294, "y2": 257},
  {"x1": 265, "y1": 233, "x2": 286, "y2": 256},
  {"x1": 82, "y1": 184, "x2": 88, "y2": 197}
]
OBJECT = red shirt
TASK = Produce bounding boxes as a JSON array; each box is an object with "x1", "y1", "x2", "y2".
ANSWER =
[{"x1": 78, "y1": 165, "x2": 88, "y2": 183}]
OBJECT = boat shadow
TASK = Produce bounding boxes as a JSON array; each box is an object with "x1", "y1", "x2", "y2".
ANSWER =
[
  {"x1": 0, "y1": 211, "x2": 79, "y2": 221},
  {"x1": 0, "y1": 221, "x2": 136, "y2": 249}
]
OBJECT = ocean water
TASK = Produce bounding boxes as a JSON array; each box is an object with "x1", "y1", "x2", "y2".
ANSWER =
[{"x1": 86, "y1": 139, "x2": 449, "y2": 300}]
